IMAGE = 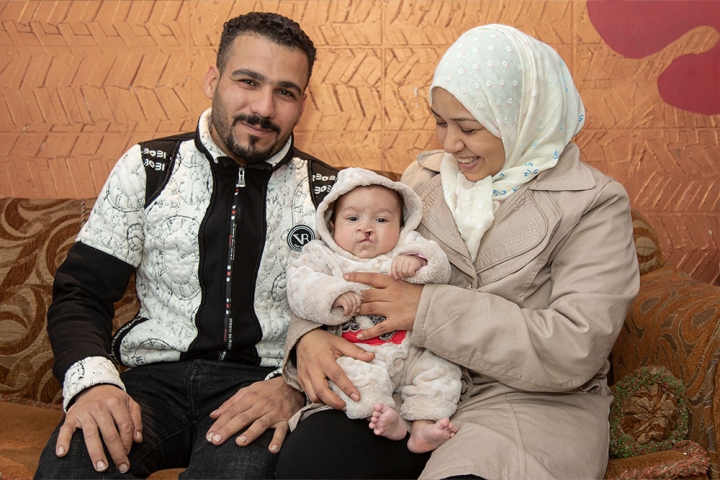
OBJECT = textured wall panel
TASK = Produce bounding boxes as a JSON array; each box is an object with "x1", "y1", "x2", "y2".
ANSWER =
[{"x1": 0, "y1": 0, "x2": 718, "y2": 285}]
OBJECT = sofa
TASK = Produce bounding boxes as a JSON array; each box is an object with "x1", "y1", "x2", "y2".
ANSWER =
[{"x1": 1, "y1": 196, "x2": 718, "y2": 480}]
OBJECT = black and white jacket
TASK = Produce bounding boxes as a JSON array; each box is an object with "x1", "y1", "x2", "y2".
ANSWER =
[{"x1": 48, "y1": 109, "x2": 337, "y2": 410}]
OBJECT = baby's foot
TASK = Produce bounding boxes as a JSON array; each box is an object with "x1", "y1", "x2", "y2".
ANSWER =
[
  {"x1": 368, "y1": 402, "x2": 407, "y2": 441},
  {"x1": 407, "y1": 418, "x2": 458, "y2": 454}
]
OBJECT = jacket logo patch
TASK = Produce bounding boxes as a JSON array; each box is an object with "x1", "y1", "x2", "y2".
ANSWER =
[{"x1": 288, "y1": 225, "x2": 315, "y2": 252}]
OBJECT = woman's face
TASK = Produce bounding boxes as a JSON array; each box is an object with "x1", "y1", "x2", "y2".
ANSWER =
[{"x1": 431, "y1": 88, "x2": 506, "y2": 182}]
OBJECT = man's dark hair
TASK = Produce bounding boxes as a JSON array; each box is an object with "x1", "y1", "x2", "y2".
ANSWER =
[{"x1": 217, "y1": 12, "x2": 317, "y2": 82}]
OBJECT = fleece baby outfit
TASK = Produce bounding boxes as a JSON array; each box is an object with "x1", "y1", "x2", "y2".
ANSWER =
[{"x1": 286, "y1": 167, "x2": 462, "y2": 421}]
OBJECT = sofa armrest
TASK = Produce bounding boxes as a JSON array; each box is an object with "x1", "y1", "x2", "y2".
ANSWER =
[{"x1": 611, "y1": 265, "x2": 720, "y2": 478}]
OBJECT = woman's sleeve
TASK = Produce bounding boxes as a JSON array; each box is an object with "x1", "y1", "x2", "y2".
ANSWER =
[{"x1": 412, "y1": 181, "x2": 640, "y2": 392}]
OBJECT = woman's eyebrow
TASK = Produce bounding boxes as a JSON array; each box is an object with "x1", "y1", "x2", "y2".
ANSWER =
[{"x1": 430, "y1": 108, "x2": 478, "y2": 123}]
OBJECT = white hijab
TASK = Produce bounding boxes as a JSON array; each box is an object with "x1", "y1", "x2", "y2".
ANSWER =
[{"x1": 430, "y1": 24, "x2": 585, "y2": 259}]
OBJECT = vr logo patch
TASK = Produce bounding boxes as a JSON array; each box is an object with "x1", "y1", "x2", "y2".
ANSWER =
[{"x1": 287, "y1": 225, "x2": 315, "y2": 252}]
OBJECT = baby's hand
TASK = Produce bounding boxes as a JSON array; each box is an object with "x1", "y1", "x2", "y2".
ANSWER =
[
  {"x1": 390, "y1": 255, "x2": 427, "y2": 280},
  {"x1": 332, "y1": 292, "x2": 362, "y2": 316}
]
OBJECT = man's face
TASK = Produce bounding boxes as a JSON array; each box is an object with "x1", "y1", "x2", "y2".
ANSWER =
[{"x1": 204, "y1": 34, "x2": 309, "y2": 165}]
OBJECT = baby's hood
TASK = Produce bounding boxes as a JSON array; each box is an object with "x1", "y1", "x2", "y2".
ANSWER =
[{"x1": 315, "y1": 167, "x2": 424, "y2": 247}]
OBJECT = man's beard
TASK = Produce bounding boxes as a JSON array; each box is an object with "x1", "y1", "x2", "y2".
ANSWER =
[{"x1": 211, "y1": 100, "x2": 289, "y2": 165}]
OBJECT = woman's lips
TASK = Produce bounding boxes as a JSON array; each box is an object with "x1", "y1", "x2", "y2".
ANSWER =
[{"x1": 456, "y1": 157, "x2": 480, "y2": 170}]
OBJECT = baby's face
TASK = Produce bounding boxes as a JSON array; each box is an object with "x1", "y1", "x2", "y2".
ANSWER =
[{"x1": 330, "y1": 186, "x2": 402, "y2": 259}]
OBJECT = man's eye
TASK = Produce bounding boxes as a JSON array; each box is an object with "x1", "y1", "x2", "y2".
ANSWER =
[
  {"x1": 240, "y1": 79, "x2": 255, "y2": 86},
  {"x1": 278, "y1": 89, "x2": 296, "y2": 98}
]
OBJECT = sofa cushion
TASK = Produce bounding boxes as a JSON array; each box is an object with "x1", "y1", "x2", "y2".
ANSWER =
[
  {"x1": 0, "y1": 198, "x2": 138, "y2": 405},
  {"x1": 0, "y1": 394, "x2": 63, "y2": 479},
  {"x1": 609, "y1": 365, "x2": 688, "y2": 458},
  {"x1": 605, "y1": 440, "x2": 710, "y2": 479},
  {"x1": 631, "y1": 209, "x2": 665, "y2": 275},
  {"x1": 0, "y1": 199, "x2": 85, "y2": 405},
  {"x1": 612, "y1": 265, "x2": 720, "y2": 475}
]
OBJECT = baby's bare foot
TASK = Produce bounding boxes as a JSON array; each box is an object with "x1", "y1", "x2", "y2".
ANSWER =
[
  {"x1": 407, "y1": 418, "x2": 458, "y2": 454},
  {"x1": 368, "y1": 402, "x2": 407, "y2": 441}
]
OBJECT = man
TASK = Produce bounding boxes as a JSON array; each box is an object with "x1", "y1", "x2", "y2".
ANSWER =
[{"x1": 35, "y1": 12, "x2": 342, "y2": 478}]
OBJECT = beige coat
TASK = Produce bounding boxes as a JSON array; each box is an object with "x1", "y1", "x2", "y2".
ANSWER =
[{"x1": 284, "y1": 144, "x2": 639, "y2": 479}]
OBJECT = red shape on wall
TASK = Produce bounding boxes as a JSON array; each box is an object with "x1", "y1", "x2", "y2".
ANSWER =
[{"x1": 587, "y1": 0, "x2": 720, "y2": 116}]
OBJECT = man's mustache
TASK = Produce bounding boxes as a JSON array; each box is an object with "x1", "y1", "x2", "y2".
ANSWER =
[{"x1": 233, "y1": 114, "x2": 280, "y2": 133}]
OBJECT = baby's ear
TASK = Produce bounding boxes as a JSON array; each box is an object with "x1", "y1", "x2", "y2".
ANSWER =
[{"x1": 328, "y1": 220, "x2": 334, "y2": 234}]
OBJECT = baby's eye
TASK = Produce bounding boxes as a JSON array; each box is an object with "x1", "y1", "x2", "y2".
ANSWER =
[
  {"x1": 347, "y1": 216, "x2": 359, "y2": 221},
  {"x1": 376, "y1": 218, "x2": 388, "y2": 223}
]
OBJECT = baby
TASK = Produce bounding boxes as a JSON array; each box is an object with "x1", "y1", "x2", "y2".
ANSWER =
[{"x1": 286, "y1": 167, "x2": 462, "y2": 453}]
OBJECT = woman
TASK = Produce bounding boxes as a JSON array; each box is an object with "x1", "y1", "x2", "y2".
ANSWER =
[{"x1": 276, "y1": 24, "x2": 639, "y2": 479}]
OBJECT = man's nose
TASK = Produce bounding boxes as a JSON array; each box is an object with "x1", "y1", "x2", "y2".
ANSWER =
[{"x1": 250, "y1": 88, "x2": 276, "y2": 119}]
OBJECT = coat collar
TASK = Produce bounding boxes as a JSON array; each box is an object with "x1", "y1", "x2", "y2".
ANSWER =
[
  {"x1": 414, "y1": 174, "x2": 476, "y2": 278},
  {"x1": 413, "y1": 143, "x2": 595, "y2": 279}
]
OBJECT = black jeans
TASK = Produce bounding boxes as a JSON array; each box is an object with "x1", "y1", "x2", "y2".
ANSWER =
[
  {"x1": 35, "y1": 359, "x2": 277, "y2": 479},
  {"x1": 275, "y1": 409, "x2": 431, "y2": 479}
]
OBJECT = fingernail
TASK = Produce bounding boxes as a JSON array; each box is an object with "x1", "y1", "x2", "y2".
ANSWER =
[
  {"x1": 96, "y1": 461, "x2": 107, "y2": 471},
  {"x1": 351, "y1": 393, "x2": 360, "y2": 401},
  {"x1": 212, "y1": 434, "x2": 222, "y2": 443},
  {"x1": 135, "y1": 431, "x2": 142, "y2": 441},
  {"x1": 56, "y1": 446, "x2": 65, "y2": 456},
  {"x1": 119, "y1": 463, "x2": 129, "y2": 473},
  {"x1": 270, "y1": 444, "x2": 278, "y2": 453},
  {"x1": 357, "y1": 333, "x2": 364, "y2": 340},
  {"x1": 206, "y1": 432, "x2": 214, "y2": 442},
  {"x1": 238, "y1": 435, "x2": 247, "y2": 444}
]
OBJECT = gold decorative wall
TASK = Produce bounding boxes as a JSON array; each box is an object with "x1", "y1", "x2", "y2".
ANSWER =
[{"x1": 1, "y1": 0, "x2": 718, "y2": 285}]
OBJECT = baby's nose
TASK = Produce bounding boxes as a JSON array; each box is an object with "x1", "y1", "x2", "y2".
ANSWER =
[{"x1": 358, "y1": 222, "x2": 373, "y2": 233}]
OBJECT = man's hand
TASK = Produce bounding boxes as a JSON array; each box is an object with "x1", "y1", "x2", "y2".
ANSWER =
[
  {"x1": 56, "y1": 384, "x2": 143, "y2": 473},
  {"x1": 205, "y1": 376, "x2": 304, "y2": 454},
  {"x1": 344, "y1": 272, "x2": 423, "y2": 340},
  {"x1": 296, "y1": 329, "x2": 374, "y2": 410}
]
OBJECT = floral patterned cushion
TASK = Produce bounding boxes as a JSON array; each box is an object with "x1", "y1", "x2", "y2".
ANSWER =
[
  {"x1": 0, "y1": 198, "x2": 136, "y2": 404},
  {"x1": 631, "y1": 209, "x2": 665, "y2": 276}
]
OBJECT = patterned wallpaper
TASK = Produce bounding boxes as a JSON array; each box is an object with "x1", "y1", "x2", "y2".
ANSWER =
[{"x1": 0, "y1": 0, "x2": 718, "y2": 285}]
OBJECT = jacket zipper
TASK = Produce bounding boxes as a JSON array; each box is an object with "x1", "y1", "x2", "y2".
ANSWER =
[{"x1": 219, "y1": 167, "x2": 245, "y2": 361}]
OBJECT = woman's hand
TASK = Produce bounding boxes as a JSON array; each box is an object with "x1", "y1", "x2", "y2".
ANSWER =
[
  {"x1": 296, "y1": 329, "x2": 375, "y2": 410},
  {"x1": 344, "y1": 272, "x2": 423, "y2": 340}
]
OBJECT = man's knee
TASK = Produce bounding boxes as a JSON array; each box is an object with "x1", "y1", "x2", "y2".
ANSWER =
[{"x1": 35, "y1": 428, "x2": 99, "y2": 479}]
